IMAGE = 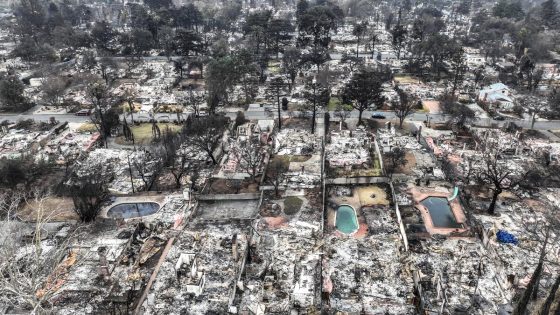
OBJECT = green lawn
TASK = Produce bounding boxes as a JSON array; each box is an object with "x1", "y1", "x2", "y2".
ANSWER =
[
  {"x1": 268, "y1": 60, "x2": 281, "y2": 74},
  {"x1": 116, "y1": 123, "x2": 182, "y2": 145},
  {"x1": 327, "y1": 97, "x2": 353, "y2": 111},
  {"x1": 328, "y1": 97, "x2": 341, "y2": 111}
]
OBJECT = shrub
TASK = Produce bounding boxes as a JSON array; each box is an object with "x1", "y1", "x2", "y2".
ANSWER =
[
  {"x1": 235, "y1": 111, "x2": 248, "y2": 128},
  {"x1": 284, "y1": 196, "x2": 303, "y2": 215}
]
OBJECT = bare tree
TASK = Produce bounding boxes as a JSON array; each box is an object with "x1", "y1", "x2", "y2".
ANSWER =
[
  {"x1": 334, "y1": 103, "x2": 352, "y2": 129},
  {"x1": 181, "y1": 87, "x2": 205, "y2": 118},
  {"x1": 160, "y1": 129, "x2": 200, "y2": 189},
  {"x1": 518, "y1": 95, "x2": 548, "y2": 129},
  {"x1": 41, "y1": 76, "x2": 69, "y2": 109},
  {"x1": 87, "y1": 81, "x2": 111, "y2": 148},
  {"x1": 265, "y1": 157, "x2": 288, "y2": 197},
  {"x1": 182, "y1": 115, "x2": 228, "y2": 164},
  {"x1": 124, "y1": 56, "x2": 143, "y2": 77},
  {"x1": 0, "y1": 192, "x2": 85, "y2": 313},
  {"x1": 98, "y1": 57, "x2": 118, "y2": 84},
  {"x1": 393, "y1": 86, "x2": 417, "y2": 128},
  {"x1": 235, "y1": 138, "x2": 264, "y2": 182},
  {"x1": 384, "y1": 147, "x2": 406, "y2": 179},
  {"x1": 474, "y1": 145, "x2": 532, "y2": 215},
  {"x1": 131, "y1": 148, "x2": 163, "y2": 191},
  {"x1": 513, "y1": 226, "x2": 550, "y2": 315},
  {"x1": 540, "y1": 274, "x2": 560, "y2": 315},
  {"x1": 0, "y1": 190, "x2": 23, "y2": 220},
  {"x1": 123, "y1": 87, "x2": 138, "y2": 124},
  {"x1": 68, "y1": 170, "x2": 109, "y2": 222}
]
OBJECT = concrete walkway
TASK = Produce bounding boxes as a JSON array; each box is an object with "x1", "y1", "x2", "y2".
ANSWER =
[{"x1": 315, "y1": 114, "x2": 325, "y2": 137}]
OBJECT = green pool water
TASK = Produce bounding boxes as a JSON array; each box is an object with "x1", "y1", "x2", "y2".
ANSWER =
[
  {"x1": 420, "y1": 197, "x2": 462, "y2": 228},
  {"x1": 336, "y1": 205, "x2": 358, "y2": 234}
]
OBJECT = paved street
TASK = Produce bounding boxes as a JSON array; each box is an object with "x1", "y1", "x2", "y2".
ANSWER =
[{"x1": 1, "y1": 110, "x2": 559, "y2": 131}]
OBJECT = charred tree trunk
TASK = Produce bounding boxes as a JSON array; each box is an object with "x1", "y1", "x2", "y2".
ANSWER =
[
  {"x1": 358, "y1": 109, "x2": 363, "y2": 125},
  {"x1": 277, "y1": 94, "x2": 282, "y2": 130},
  {"x1": 541, "y1": 274, "x2": 560, "y2": 315},
  {"x1": 513, "y1": 227, "x2": 550, "y2": 315},
  {"x1": 487, "y1": 188, "x2": 502, "y2": 215}
]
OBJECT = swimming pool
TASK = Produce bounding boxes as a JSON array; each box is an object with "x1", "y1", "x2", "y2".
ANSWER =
[
  {"x1": 106, "y1": 202, "x2": 160, "y2": 219},
  {"x1": 420, "y1": 197, "x2": 462, "y2": 228},
  {"x1": 336, "y1": 205, "x2": 359, "y2": 234}
]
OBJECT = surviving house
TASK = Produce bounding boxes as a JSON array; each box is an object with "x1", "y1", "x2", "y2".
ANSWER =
[{"x1": 478, "y1": 83, "x2": 514, "y2": 109}]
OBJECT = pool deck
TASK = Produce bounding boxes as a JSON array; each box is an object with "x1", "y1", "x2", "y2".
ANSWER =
[
  {"x1": 410, "y1": 187, "x2": 468, "y2": 235},
  {"x1": 327, "y1": 186, "x2": 391, "y2": 238}
]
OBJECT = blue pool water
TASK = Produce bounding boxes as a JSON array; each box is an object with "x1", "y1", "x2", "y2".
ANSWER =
[
  {"x1": 107, "y1": 202, "x2": 160, "y2": 219},
  {"x1": 420, "y1": 197, "x2": 461, "y2": 228},
  {"x1": 336, "y1": 205, "x2": 359, "y2": 234}
]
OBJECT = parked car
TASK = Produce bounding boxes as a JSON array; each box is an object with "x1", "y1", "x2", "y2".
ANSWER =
[
  {"x1": 493, "y1": 115, "x2": 505, "y2": 121},
  {"x1": 75, "y1": 109, "x2": 91, "y2": 116},
  {"x1": 371, "y1": 113, "x2": 386, "y2": 119}
]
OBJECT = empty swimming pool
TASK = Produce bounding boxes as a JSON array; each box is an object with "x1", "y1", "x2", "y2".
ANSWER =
[
  {"x1": 420, "y1": 197, "x2": 462, "y2": 228},
  {"x1": 106, "y1": 202, "x2": 160, "y2": 219},
  {"x1": 336, "y1": 205, "x2": 359, "y2": 234}
]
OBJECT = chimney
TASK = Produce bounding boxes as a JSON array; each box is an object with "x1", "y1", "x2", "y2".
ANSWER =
[
  {"x1": 97, "y1": 247, "x2": 109, "y2": 280},
  {"x1": 232, "y1": 234, "x2": 238, "y2": 261}
]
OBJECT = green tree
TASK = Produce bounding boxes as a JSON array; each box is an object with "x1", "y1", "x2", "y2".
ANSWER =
[
  {"x1": 282, "y1": 47, "x2": 302, "y2": 92},
  {"x1": 303, "y1": 80, "x2": 330, "y2": 133},
  {"x1": 205, "y1": 55, "x2": 240, "y2": 111},
  {"x1": 493, "y1": 0, "x2": 524, "y2": 20},
  {"x1": 128, "y1": 28, "x2": 154, "y2": 56},
  {"x1": 266, "y1": 77, "x2": 288, "y2": 130},
  {"x1": 91, "y1": 21, "x2": 116, "y2": 52},
  {"x1": 541, "y1": 0, "x2": 559, "y2": 28},
  {"x1": 13, "y1": 0, "x2": 46, "y2": 39},
  {"x1": 457, "y1": 0, "x2": 471, "y2": 15},
  {"x1": 440, "y1": 95, "x2": 475, "y2": 129},
  {"x1": 243, "y1": 10, "x2": 272, "y2": 56},
  {"x1": 341, "y1": 68, "x2": 387, "y2": 124},
  {"x1": 391, "y1": 24, "x2": 407, "y2": 59},
  {"x1": 547, "y1": 88, "x2": 560, "y2": 118},
  {"x1": 174, "y1": 28, "x2": 203, "y2": 56},
  {"x1": 0, "y1": 76, "x2": 28, "y2": 112},
  {"x1": 298, "y1": 5, "x2": 340, "y2": 70},
  {"x1": 268, "y1": 18, "x2": 294, "y2": 58},
  {"x1": 0, "y1": 158, "x2": 27, "y2": 187},
  {"x1": 449, "y1": 48, "x2": 467, "y2": 96},
  {"x1": 352, "y1": 21, "x2": 368, "y2": 58},
  {"x1": 144, "y1": 0, "x2": 173, "y2": 10}
]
